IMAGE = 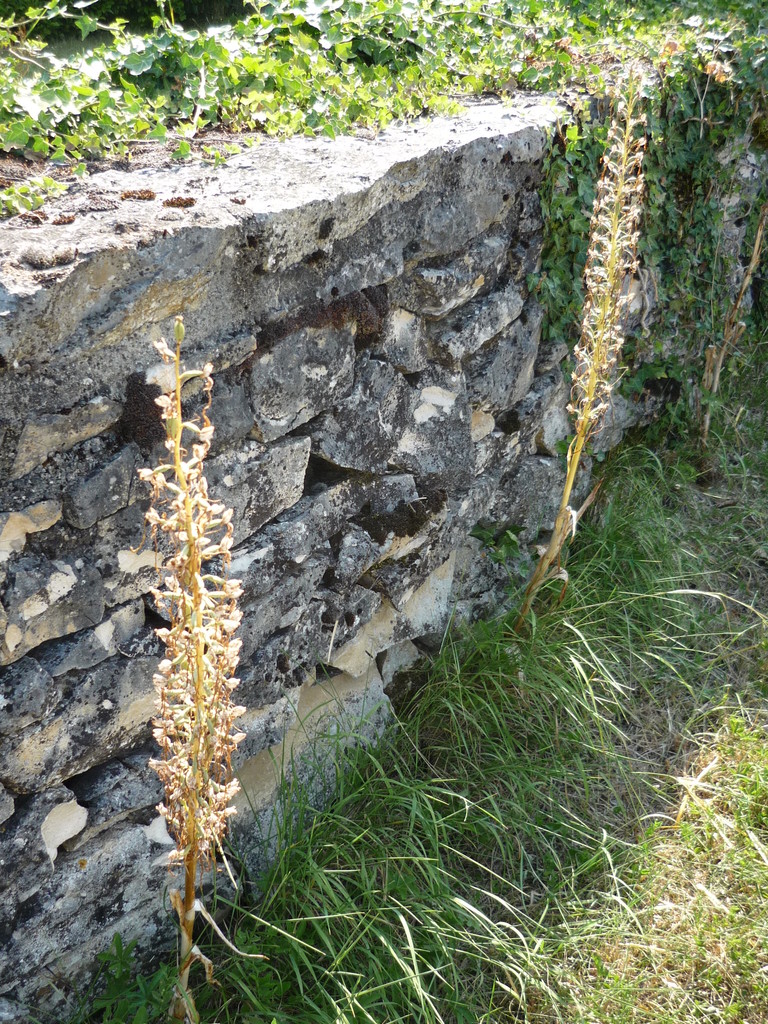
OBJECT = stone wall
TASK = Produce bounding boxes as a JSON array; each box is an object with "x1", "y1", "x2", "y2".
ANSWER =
[{"x1": 0, "y1": 97, "x2": 634, "y2": 1019}]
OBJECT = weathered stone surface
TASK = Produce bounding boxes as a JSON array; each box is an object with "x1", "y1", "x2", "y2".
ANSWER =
[
  {"x1": 0, "y1": 656, "x2": 54, "y2": 736},
  {"x1": 465, "y1": 300, "x2": 542, "y2": 413},
  {"x1": 375, "y1": 307, "x2": 429, "y2": 372},
  {"x1": 394, "y1": 369, "x2": 473, "y2": 486},
  {"x1": 389, "y1": 229, "x2": 509, "y2": 318},
  {"x1": 0, "y1": 501, "x2": 62, "y2": 563},
  {"x1": 514, "y1": 370, "x2": 571, "y2": 456},
  {"x1": 62, "y1": 444, "x2": 140, "y2": 530},
  {"x1": 0, "y1": 819, "x2": 178, "y2": 1013},
  {"x1": 208, "y1": 437, "x2": 311, "y2": 545},
  {"x1": 486, "y1": 455, "x2": 566, "y2": 541},
  {"x1": 239, "y1": 554, "x2": 330, "y2": 663},
  {"x1": 11, "y1": 399, "x2": 122, "y2": 480},
  {"x1": 250, "y1": 324, "x2": 357, "y2": 441},
  {"x1": 429, "y1": 279, "x2": 525, "y2": 361},
  {"x1": 1, "y1": 647, "x2": 158, "y2": 794},
  {"x1": 93, "y1": 501, "x2": 160, "y2": 607},
  {"x1": 0, "y1": 786, "x2": 81, "y2": 916},
  {"x1": 330, "y1": 553, "x2": 456, "y2": 678},
  {"x1": 64, "y1": 749, "x2": 164, "y2": 850},
  {"x1": 312, "y1": 355, "x2": 415, "y2": 473},
  {"x1": 235, "y1": 668, "x2": 390, "y2": 820},
  {"x1": 0, "y1": 784, "x2": 14, "y2": 826},
  {"x1": 35, "y1": 601, "x2": 145, "y2": 677},
  {"x1": 0, "y1": 556, "x2": 104, "y2": 667},
  {"x1": 0, "y1": 99, "x2": 558, "y2": 430},
  {"x1": 207, "y1": 377, "x2": 254, "y2": 451}
]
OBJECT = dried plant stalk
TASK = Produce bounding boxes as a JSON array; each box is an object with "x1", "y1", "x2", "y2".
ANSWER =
[
  {"x1": 701, "y1": 199, "x2": 768, "y2": 447},
  {"x1": 138, "y1": 316, "x2": 246, "y2": 1022},
  {"x1": 515, "y1": 77, "x2": 646, "y2": 630}
]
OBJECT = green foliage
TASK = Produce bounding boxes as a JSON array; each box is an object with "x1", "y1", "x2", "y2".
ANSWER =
[
  {"x1": 0, "y1": 174, "x2": 66, "y2": 216},
  {"x1": 3, "y1": 0, "x2": 764, "y2": 167}
]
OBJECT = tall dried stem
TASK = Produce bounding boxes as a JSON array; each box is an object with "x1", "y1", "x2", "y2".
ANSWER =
[
  {"x1": 701, "y1": 199, "x2": 768, "y2": 447},
  {"x1": 515, "y1": 77, "x2": 646, "y2": 631},
  {"x1": 138, "y1": 317, "x2": 246, "y2": 1022}
]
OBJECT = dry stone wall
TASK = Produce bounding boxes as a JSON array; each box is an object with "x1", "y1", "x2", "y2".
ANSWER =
[{"x1": 0, "y1": 97, "x2": 635, "y2": 1019}]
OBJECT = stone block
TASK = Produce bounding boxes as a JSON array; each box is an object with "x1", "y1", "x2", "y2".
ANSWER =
[
  {"x1": 486, "y1": 456, "x2": 566, "y2": 542},
  {"x1": 11, "y1": 399, "x2": 122, "y2": 480},
  {"x1": 0, "y1": 819, "x2": 177, "y2": 1010},
  {"x1": 207, "y1": 436, "x2": 311, "y2": 545},
  {"x1": 62, "y1": 444, "x2": 140, "y2": 530},
  {"x1": 329, "y1": 552, "x2": 455, "y2": 678},
  {"x1": 312, "y1": 355, "x2": 416, "y2": 473},
  {"x1": 465, "y1": 300, "x2": 542, "y2": 413},
  {"x1": 250, "y1": 324, "x2": 356, "y2": 441},
  {"x1": 378, "y1": 639, "x2": 421, "y2": 692},
  {"x1": 389, "y1": 229, "x2": 509, "y2": 318},
  {"x1": 0, "y1": 556, "x2": 104, "y2": 667},
  {"x1": 394, "y1": 369, "x2": 474, "y2": 486},
  {"x1": 375, "y1": 308, "x2": 429, "y2": 372},
  {"x1": 238, "y1": 553, "x2": 330, "y2": 663},
  {"x1": 1, "y1": 648, "x2": 159, "y2": 794},
  {"x1": 429, "y1": 279, "x2": 525, "y2": 361},
  {"x1": 93, "y1": 501, "x2": 158, "y2": 607},
  {"x1": 34, "y1": 601, "x2": 145, "y2": 677},
  {"x1": 0, "y1": 656, "x2": 55, "y2": 736},
  {"x1": 207, "y1": 377, "x2": 254, "y2": 451},
  {"x1": 0, "y1": 786, "x2": 84, "y2": 915},
  {"x1": 234, "y1": 667, "x2": 390, "y2": 821},
  {"x1": 0, "y1": 501, "x2": 62, "y2": 564},
  {"x1": 514, "y1": 370, "x2": 571, "y2": 456},
  {"x1": 63, "y1": 749, "x2": 164, "y2": 850}
]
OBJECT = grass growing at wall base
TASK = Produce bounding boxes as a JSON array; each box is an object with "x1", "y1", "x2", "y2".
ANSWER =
[{"x1": 60, "y1": 325, "x2": 768, "y2": 1024}]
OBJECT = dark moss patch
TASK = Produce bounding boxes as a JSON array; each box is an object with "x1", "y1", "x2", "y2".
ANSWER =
[
  {"x1": 117, "y1": 373, "x2": 165, "y2": 452},
  {"x1": 355, "y1": 488, "x2": 446, "y2": 544}
]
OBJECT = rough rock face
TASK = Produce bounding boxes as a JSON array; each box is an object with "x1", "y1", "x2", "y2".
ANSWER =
[{"x1": 0, "y1": 97, "x2": 649, "y2": 1019}]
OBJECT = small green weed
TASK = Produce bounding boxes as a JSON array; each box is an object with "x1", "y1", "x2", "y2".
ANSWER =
[{"x1": 0, "y1": 174, "x2": 67, "y2": 217}]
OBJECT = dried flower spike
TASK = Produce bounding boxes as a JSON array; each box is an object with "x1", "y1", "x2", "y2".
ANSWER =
[
  {"x1": 140, "y1": 316, "x2": 245, "y2": 1022},
  {"x1": 516, "y1": 75, "x2": 647, "y2": 630}
]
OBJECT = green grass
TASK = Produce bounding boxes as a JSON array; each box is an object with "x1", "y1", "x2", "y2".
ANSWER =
[{"x1": 62, "y1": 321, "x2": 768, "y2": 1024}]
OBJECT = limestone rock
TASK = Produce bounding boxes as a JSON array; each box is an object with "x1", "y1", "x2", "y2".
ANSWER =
[
  {"x1": 0, "y1": 787, "x2": 80, "y2": 911},
  {"x1": 0, "y1": 656, "x2": 55, "y2": 736},
  {"x1": 0, "y1": 819, "x2": 178, "y2": 1011},
  {"x1": 0, "y1": 556, "x2": 104, "y2": 667},
  {"x1": 312, "y1": 356, "x2": 415, "y2": 473},
  {"x1": 375, "y1": 308, "x2": 429, "y2": 372},
  {"x1": 394, "y1": 369, "x2": 473, "y2": 486},
  {"x1": 62, "y1": 445, "x2": 139, "y2": 530},
  {"x1": 429, "y1": 279, "x2": 525, "y2": 361},
  {"x1": 250, "y1": 324, "x2": 356, "y2": 442},
  {"x1": 207, "y1": 378, "x2": 254, "y2": 451},
  {"x1": 0, "y1": 501, "x2": 62, "y2": 563},
  {"x1": 514, "y1": 371, "x2": 571, "y2": 456},
  {"x1": 208, "y1": 437, "x2": 311, "y2": 545},
  {"x1": 35, "y1": 601, "x2": 145, "y2": 677},
  {"x1": 64, "y1": 750, "x2": 164, "y2": 850},
  {"x1": 11, "y1": 399, "x2": 122, "y2": 480},
  {"x1": 0, "y1": 784, "x2": 14, "y2": 826},
  {"x1": 389, "y1": 229, "x2": 509, "y2": 318},
  {"x1": 330, "y1": 553, "x2": 456, "y2": 677},
  {"x1": 465, "y1": 300, "x2": 542, "y2": 413},
  {"x1": 1, "y1": 649, "x2": 158, "y2": 794}
]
